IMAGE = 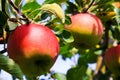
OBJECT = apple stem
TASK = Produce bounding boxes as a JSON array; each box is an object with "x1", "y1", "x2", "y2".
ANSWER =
[
  {"x1": 8, "y1": 0, "x2": 31, "y2": 24},
  {"x1": 82, "y1": 0, "x2": 95, "y2": 13}
]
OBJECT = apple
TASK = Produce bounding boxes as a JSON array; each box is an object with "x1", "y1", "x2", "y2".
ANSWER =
[
  {"x1": 113, "y1": 2, "x2": 120, "y2": 8},
  {"x1": 104, "y1": 45, "x2": 120, "y2": 76},
  {"x1": 7, "y1": 23, "x2": 59, "y2": 77},
  {"x1": 65, "y1": 13, "x2": 104, "y2": 48}
]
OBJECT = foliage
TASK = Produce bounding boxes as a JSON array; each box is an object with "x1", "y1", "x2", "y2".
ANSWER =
[{"x1": 0, "y1": 0, "x2": 120, "y2": 80}]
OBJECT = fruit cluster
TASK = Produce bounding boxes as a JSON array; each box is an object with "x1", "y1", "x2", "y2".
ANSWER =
[{"x1": 7, "y1": 13, "x2": 105, "y2": 76}]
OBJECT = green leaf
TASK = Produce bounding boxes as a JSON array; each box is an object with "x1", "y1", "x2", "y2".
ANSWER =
[
  {"x1": 1, "y1": 0, "x2": 7, "y2": 15},
  {"x1": 43, "y1": 0, "x2": 67, "y2": 4},
  {"x1": 22, "y1": 1, "x2": 41, "y2": 15},
  {"x1": 0, "y1": 54, "x2": 23, "y2": 80},
  {"x1": 62, "y1": 30, "x2": 74, "y2": 43},
  {"x1": 60, "y1": 43, "x2": 73, "y2": 59},
  {"x1": 65, "y1": 15, "x2": 71, "y2": 25},
  {"x1": 65, "y1": 1, "x2": 78, "y2": 14},
  {"x1": 45, "y1": 18, "x2": 64, "y2": 34},
  {"x1": 1, "y1": 0, "x2": 9, "y2": 19},
  {"x1": 67, "y1": 66, "x2": 87, "y2": 80},
  {"x1": 40, "y1": 12, "x2": 52, "y2": 20},
  {"x1": 54, "y1": 73, "x2": 67, "y2": 80},
  {"x1": 14, "y1": 0, "x2": 22, "y2": 8},
  {"x1": 114, "y1": 8, "x2": 120, "y2": 25},
  {"x1": 40, "y1": 3, "x2": 65, "y2": 23},
  {"x1": 75, "y1": 0, "x2": 85, "y2": 8},
  {"x1": 0, "y1": 27, "x2": 3, "y2": 37},
  {"x1": 111, "y1": 26, "x2": 120, "y2": 40},
  {"x1": 78, "y1": 52, "x2": 98, "y2": 65}
]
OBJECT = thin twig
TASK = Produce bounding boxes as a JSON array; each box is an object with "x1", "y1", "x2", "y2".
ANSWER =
[
  {"x1": 18, "y1": 0, "x2": 24, "y2": 8},
  {"x1": 8, "y1": 18, "x2": 23, "y2": 24},
  {"x1": 8, "y1": 0, "x2": 31, "y2": 24},
  {"x1": 93, "y1": 56, "x2": 103, "y2": 76},
  {"x1": 82, "y1": 0, "x2": 95, "y2": 13}
]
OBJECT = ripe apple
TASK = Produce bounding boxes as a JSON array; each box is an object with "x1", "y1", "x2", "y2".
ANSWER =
[
  {"x1": 7, "y1": 23, "x2": 59, "y2": 77},
  {"x1": 104, "y1": 45, "x2": 120, "y2": 76},
  {"x1": 65, "y1": 13, "x2": 104, "y2": 48},
  {"x1": 113, "y1": 2, "x2": 120, "y2": 8}
]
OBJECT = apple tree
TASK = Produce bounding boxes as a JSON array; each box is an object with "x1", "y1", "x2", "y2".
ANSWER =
[{"x1": 0, "y1": 0, "x2": 120, "y2": 80}]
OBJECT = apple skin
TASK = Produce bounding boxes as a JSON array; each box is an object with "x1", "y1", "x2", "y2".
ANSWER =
[
  {"x1": 7, "y1": 23, "x2": 59, "y2": 77},
  {"x1": 65, "y1": 13, "x2": 104, "y2": 48},
  {"x1": 104, "y1": 45, "x2": 120, "y2": 76},
  {"x1": 113, "y1": 2, "x2": 120, "y2": 8}
]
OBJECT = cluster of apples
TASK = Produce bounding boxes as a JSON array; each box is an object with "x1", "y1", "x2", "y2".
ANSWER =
[
  {"x1": 7, "y1": 12, "x2": 104, "y2": 76},
  {"x1": 7, "y1": 12, "x2": 120, "y2": 77},
  {"x1": 67, "y1": 13, "x2": 120, "y2": 76}
]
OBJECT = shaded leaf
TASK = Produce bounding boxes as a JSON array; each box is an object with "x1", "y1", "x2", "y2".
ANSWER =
[
  {"x1": 65, "y1": 1, "x2": 79, "y2": 14},
  {"x1": 75, "y1": 0, "x2": 84, "y2": 8},
  {"x1": 40, "y1": 12, "x2": 52, "y2": 20},
  {"x1": 111, "y1": 26, "x2": 120, "y2": 40},
  {"x1": 43, "y1": 0, "x2": 67, "y2": 4},
  {"x1": 78, "y1": 51, "x2": 98, "y2": 66},
  {"x1": 65, "y1": 15, "x2": 71, "y2": 25},
  {"x1": 60, "y1": 43, "x2": 73, "y2": 59},
  {"x1": 0, "y1": 54, "x2": 23, "y2": 80},
  {"x1": 114, "y1": 8, "x2": 120, "y2": 25},
  {"x1": 45, "y1": 18, "x2": 64, "y2": 34},
  {"x1": 67, "y1": 66, "x2": 87, "y2": 80},
  {"x1": 1, "y1": 0, "x2": 6, "y2": 13},
  {"x1": 0, "y1": 27, "x2": 3, "y2": 37},
  {"x1": 40, "y1": 3, "x2": 65, "y2": 23},
  {"x1": 0, "y1": 11, "x2": 8, "y2": 26},
  {"x1": 14, "y1": 0, "x2": 22, "y2": 8},
  {"x1": 62, "y1": 30, "x2": 74, "y2": 43}
]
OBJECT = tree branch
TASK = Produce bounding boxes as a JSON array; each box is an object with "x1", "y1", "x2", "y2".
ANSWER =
[
  {"x1": 82, "y1": 0, "x2": 95, "y2": 13},
  {"x1": 8, "y1": 0, "x2": 31, "y2": 24}
]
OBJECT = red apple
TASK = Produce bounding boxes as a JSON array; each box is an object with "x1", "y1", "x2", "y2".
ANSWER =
[
  {"x1": 7, "y1": 23, "x2": 59, "y2": 77},
  {"x1": 65, "y1": 13, "x2": 104, "y2": 48},
  {"x1": 104, "y1": 45, "x2": 120, "y2": 76}
]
